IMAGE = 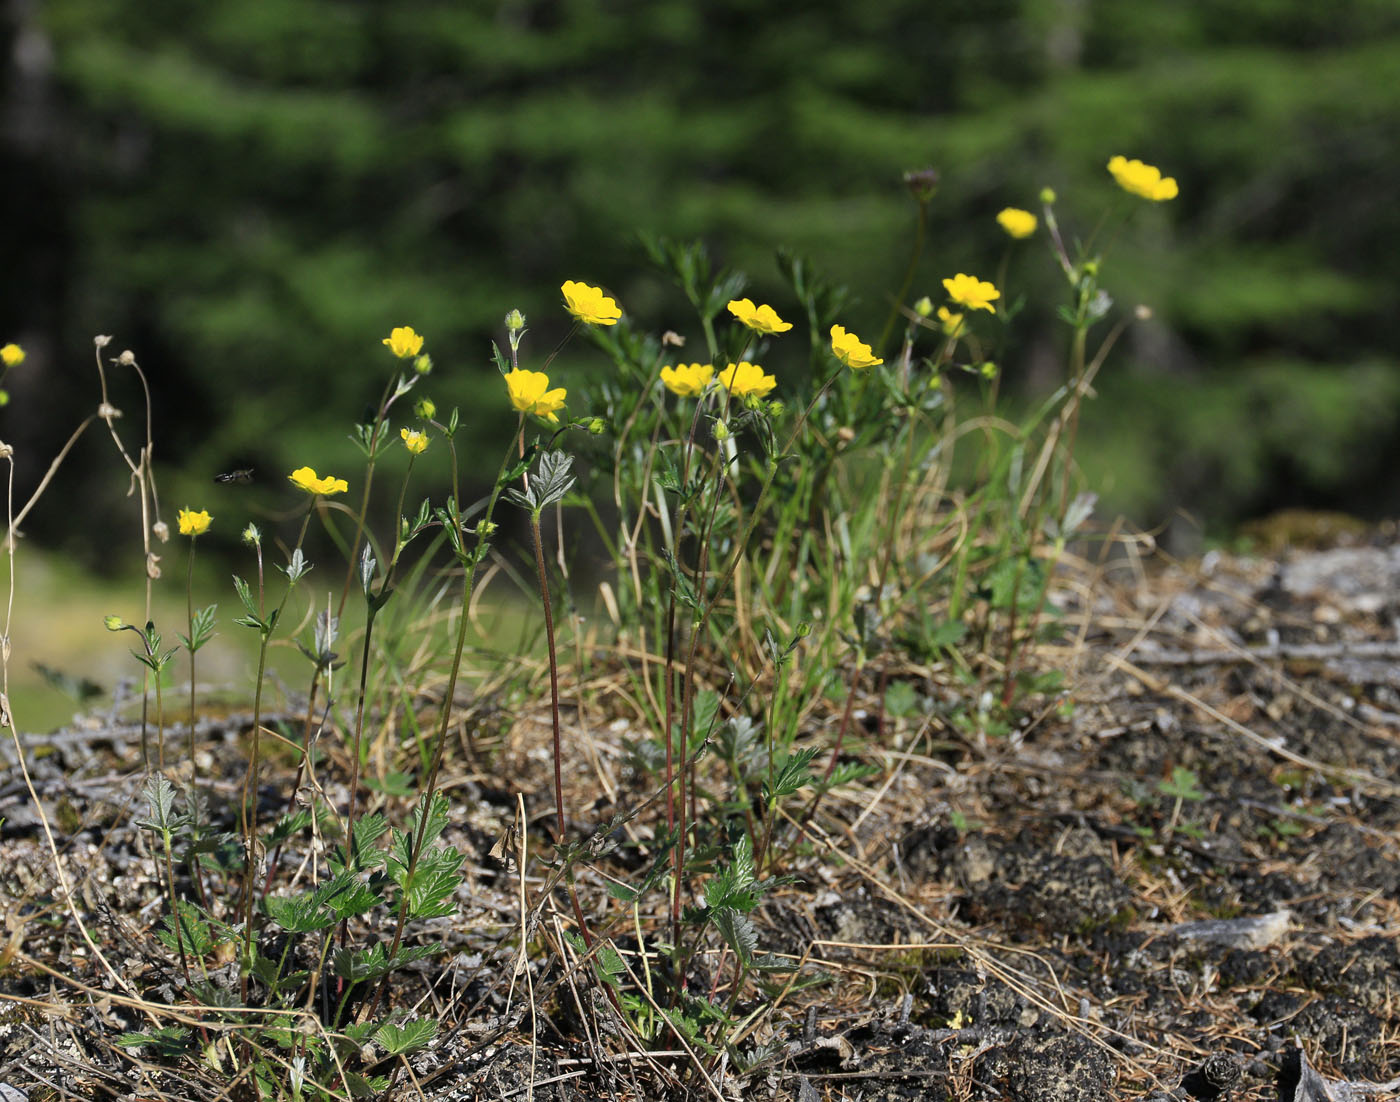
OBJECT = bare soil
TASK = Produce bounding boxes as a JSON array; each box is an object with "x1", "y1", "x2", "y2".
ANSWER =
[{"x1": 4, "y1": 538, "x2": 1400, "y2": 1100}]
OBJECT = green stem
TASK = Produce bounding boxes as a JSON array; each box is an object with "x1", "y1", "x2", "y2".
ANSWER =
[
  {"x1": 239, "y1": 505, "x2": 314, "y2": 1002},
  {"x1": 185, "y1": 540, "x2": 198, "y2": 776}
]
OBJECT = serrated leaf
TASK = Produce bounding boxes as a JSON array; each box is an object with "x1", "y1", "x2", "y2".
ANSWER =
[
  {"x1": 136, "y1": 774, "x2": 176, "y2": 834},
  {"x1": 374, "y1": 1018, "x2": 438, "y2": 1056},
  {"x1": 762, "y1": 747, "x2": 821, "y2": 803},
  {"x1": 155, "y1": 899, "x2": 214, "y2": 957},
  {"x1": 265, "y1": 891, "x2": 333, "y2": 934}
]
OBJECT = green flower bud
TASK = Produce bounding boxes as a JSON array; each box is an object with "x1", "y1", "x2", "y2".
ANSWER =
[
  {"x1": 413, "y1": 354, "x2": 433, "y2": 376},
  {"x1": 914, "y1": 296, "x2": 934, "y2": 318},
  {"x1": 104, "y1": 615, "x2": 125, "y2": 632},
  {"x1": 1040, "y1": 187, "x2": 1057, "y2": 205},
  {"x1": 415, "y1": 396, "x2": 437, "y2": 421}
]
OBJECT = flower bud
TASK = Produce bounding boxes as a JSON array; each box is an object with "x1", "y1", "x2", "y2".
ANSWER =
[
  {"x1": 1040, "y1": 187, "x2": 1057, "y2": 205},
  {"x1": 104, "y1": 615, "x2": 125, "y2": 631},
  {"x1": 903, "y1": 167, "x2": 940, "y2": 202},
  {"x1": 413, "y1": 354, "x2": 433, "y2": 375},
  {"x1": 914, "y1": 296, "x2": 933, "y2": 318},
  {"x1": 243, "y1": 522, "x2": 262, "y2": 546},
  {"x1": 415, "y1": 396, "x2": 437, "y2": 421},
  {"x1": 713, "y1": 419, "x2": 731, "y2": 442},
  {"x1": 505, "y1": 309, "x2": 526, "y2": 333},
  {"x1": 979, "y1": 362, "x2": 998, "y2": 379},
  {"x1": 585, "y1": 416, "x2": 607, "y2": 435}
]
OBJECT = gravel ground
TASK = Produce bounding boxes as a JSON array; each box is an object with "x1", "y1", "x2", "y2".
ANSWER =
[{"x1": 3, "y1": 539, "x2": 1400, "y2": 1100}]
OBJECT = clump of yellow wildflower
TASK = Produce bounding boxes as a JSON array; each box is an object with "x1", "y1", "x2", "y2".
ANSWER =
[
  {"x1": 400, "y1": 428, "x2": 429, "y2": 455},
  {"x1": 996, "y1": 208, "x2": 1037, "y2": 238},
  {"x1": 1107, "y1": 156, "x2": 1178, "y2": 201},
  {"x1": 1, "y1": 344, "x2": 24, "y2": 367},
  {"x1": 942, "y1": 274, "x2": 1001, "y2": 313},
  {"x1": 289, "y1": 467, "x2": 349, "y2": 495},
  {"x1": 177, "y1": 508, "x2": 212, "y2": 537},
  {"x1": 561, "y1": 281, "x2": 621, "y2": 326},
  {"x1": 717, "y1": 361, "x2": 777, "y2": 399},
  {"x1": 505, "y1": 368, "x2": 567, "y2": 423},
  {"x1": 727, "y1": 298, "x2": 792, "y2": 335},
  {"x1": 829, "y1": 325, "x2": 882, "y2": 370},
  {"x1": 660, "y1": 363, "x2": 714, "y2": 397},
  {"x1": 382, "y1": 326, "x2": 424, "y2": 359}
]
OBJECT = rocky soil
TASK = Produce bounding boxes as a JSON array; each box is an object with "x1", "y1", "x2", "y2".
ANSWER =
[{"x1": 3, "y1": 539, "x2": 1400, "y2": 1100}]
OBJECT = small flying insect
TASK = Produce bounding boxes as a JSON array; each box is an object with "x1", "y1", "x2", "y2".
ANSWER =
[{"x1": 214, "y1": 468, "x2": 255, "y2": 484}]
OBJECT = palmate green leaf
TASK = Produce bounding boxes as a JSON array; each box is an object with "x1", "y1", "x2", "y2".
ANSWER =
[
  {"x1": 386, "y1": 793, "x2": 451, "y2": 880},
  {"x1": 344, "y1": 1071, "x2": 391, "y2": 1098},
  {"x1": 264, "y1": 891, "x2": 332, "y2": 934},
  {"x1": 594, "y1": 940, "x2": 625, "y2": 989},
  {"x1": 712, "y1": 907, "x2": 758, "y2": 965},
  {"x1": 347, "y1": 811, "x2": 388, "y2": 870},
  {"x1": 531, "y1": 449, "x2": 576, "y2": 511},
  {"x1": 314, "y1": 869, "x2": 381, "y2": 921},
  {"x1": 373, "y1": 1018, "x2": 437, "y2": 1056},
  {"x1": 156, "y1": 899, "x2": 215, "y2": 957},
  {"x1": 403, "y1": 846, "x2": 464, "y2": 920},
  {"x1": 705, "y1": 834, "x2": 759, "y2": 913},
  {"x1": 116, "y1": 1025, "x2": 191, "y2": 1057},
  {"x1": 178, "y1": 602, "x2": 218, "y2": 652},
  {"x1": 231, "y1": 574, "x2": 267, "y2": 630},
  {"x1": 136, "y1": 774, "x2": 176, "y2": 835},
  {"x1": 762, "y1": 746, "x2": 821, "y2": 803},
  {"x1": 264, "y1": 808, "x2": 312, "y2": 848},
  {"x1": 333, "y1": 943, "x2": 390, "y2": 983}
]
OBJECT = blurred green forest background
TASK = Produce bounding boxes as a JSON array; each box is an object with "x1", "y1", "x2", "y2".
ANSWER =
[{"x1": 4, "y1": 0, "x2": 1400, "y2": 567}]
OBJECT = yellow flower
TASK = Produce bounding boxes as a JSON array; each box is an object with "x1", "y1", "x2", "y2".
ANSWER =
[
  {"x1": 382, "y1": 326, "x2": 424, "y2": 359},
  {"x1": 717, "y1": 361, "x2": 777, "y2": 399},
  {"x1": 937, "y1": 307, "x2": 964, "y2": 337},
  {"x1": 727, "y1": 298, "x2": 792, "y2": 335},
  {"x1": 942, "y1": 273, "x2": 1001, "y2": 313},
  {"x1": 660, "y1": 363, "x2": 714, "y2": 397},
  {"x1": 1, "y1": 344, "x2": 23, "y2": 367},
  {"x1": 829, "y1": 325, "x2": 883, "y2": 370},
  {"x1": 561, "y1": 281, "x2": 621, "y2": 326},
  {"x1": 1107, "y1": 156, "x2": 1178, "y2": 201},
  {"x1": 505, "y1": 368, "x2": 567, "y2": 423},
  {"x1": 177, "y1": 508, "x2": 212, "y2": 537},
  {"x1": 996, "y1": 208, "x2": 1037, "y2": 238},
  {"x1": 400, "y1": 427, "x2": 429, "y2": 455},
  {"x1": 289, "y1": 467, "x2": 349, "y2": 495}
]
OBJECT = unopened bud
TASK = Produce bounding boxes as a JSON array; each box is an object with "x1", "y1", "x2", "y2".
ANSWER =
[
  {"x1": 104, "y1": 615, "x2": 125, "y2": 631},
  {"x1": 914, "y1": 296, "x2": 934, "y2": 318},
  {"x1": 585, "y1": 416, "x2": 607, "y2": 435},
  {"x1": 242, "y1": 523, "x2": 262, "y2": 546},
  {"x1": 415, "y1": 396, "x2": 437, "y2": 420},
  {"x1": 504, "y1": 309, "x2": 526, "y2": 333},
  {"x1": 713, "y1": 419, "x2": 731, "y2": 442},
  {"x1": 903, "y1": 167, "x2": 940, "y2": 202},
  {"x1": 117, "y1": 350, "x2": 136, "y2": 366},
  {"x1": 1040, "y1": 187, "x2": 1057, "y2": 205},
  {"x1": 413, "y1": 354, "x2": 433, "y2": 375}
]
